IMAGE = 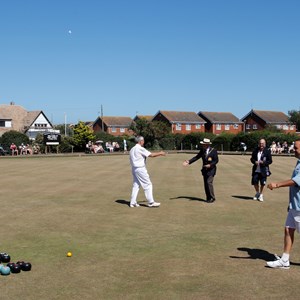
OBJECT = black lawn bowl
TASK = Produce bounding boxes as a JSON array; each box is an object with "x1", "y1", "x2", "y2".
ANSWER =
[
  {"x1": 6, "y1": 262, "x2": 15, "y2": 269},
  {"x1": 17, "y1": 261, "x2": 25, "y2": 268},
  {"x1": 0, "y1": 253, "x2": 11, "y2": 263},
  {"x1": 21, "y1": 262, "x2": 32, "y2": 271},
  {"x1": 10, "y1": 264, "x2": 21, "y2": 274}
]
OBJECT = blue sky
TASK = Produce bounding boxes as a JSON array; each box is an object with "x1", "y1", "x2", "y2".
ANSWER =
[{"x1": 1, "y1": 0, "x2": 300, "y2": 124}]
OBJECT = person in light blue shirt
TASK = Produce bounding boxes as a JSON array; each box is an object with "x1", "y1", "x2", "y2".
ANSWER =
[{"x1": 266, "y1": 139, "x2": 300, "y2": 269}]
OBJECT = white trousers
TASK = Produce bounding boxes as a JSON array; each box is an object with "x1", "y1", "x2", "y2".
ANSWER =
[{"x1": 130, "y1": 167, "x2": 154, "y2": 205}]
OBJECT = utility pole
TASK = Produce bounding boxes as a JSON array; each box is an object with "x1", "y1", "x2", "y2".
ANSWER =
[
  {"x1": 101, "y1": 105, "x2": 104, "y2": 132},
  {"x1": 64, "y1": 113, "x2": 67, "y2": 136}
]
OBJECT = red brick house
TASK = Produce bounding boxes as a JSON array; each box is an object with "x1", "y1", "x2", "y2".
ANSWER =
[
  {"x1": 198, "y1": 111, "x2": 244, "y2": 134},
  {"x1": 241, "y1": 109, "x2": 296, "y2": 133},
  {"x1": 152, "y1": 110, "x2": 206, "y2": 134},
  {"x1": 93, "y1": 116, "x2": 134, "y2": 136}
]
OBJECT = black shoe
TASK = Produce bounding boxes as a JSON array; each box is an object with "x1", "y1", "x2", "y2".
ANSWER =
[{"x1": 207, "y1": 198, "x2": 215, "y2": 203}]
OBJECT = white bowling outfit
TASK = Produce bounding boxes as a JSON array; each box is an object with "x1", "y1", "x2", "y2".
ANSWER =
[{"x1": 129, "y1": 144, "x2": 154, "y2": 205}]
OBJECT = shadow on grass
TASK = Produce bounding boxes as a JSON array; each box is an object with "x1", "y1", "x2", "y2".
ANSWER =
[
  {"x1": 115, "y1": 199, "x2": 149, "y2": 207},
  {"x1": 230, "y1": 247, "x2": 277, "y2": 261},
  {"x1": 169, "y1": 196, "x2": 207, "y2": 202},
  {"x1": 230, "y1": 247, "x2": 300, "y2": 267},
  {"x1": 115, "y1": 199, "x2": 130, "y2": 206},
  {"x1": 232, "y1": 195, "x2": 254, "y2": 201}
]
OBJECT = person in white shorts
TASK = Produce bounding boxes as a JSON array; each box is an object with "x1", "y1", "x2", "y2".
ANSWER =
[
  {"x1": 129, "y1": 136, "x2": 166, "y2": 208},
  {"x1": 266, "y1": 139, "x2": 300, "y2": 269}
]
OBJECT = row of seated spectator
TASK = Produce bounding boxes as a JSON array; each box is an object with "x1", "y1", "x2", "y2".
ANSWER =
[
  {"x1": 85, "y1": 141, "x2": 121, "y2": 154},
  {"x1": 10, "y1": 143, "x2": 41, "y2": 155},
  {"x1": 270, "y1": 141, "x2": 294, "y2": 154}
]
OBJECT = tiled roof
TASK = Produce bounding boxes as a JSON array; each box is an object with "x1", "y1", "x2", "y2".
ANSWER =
[
  {"x1": 102, "y1": 116, "x2": 133, "y2": 126},
  {"x1": 0, "y1": 104, "x2": 28, "y2": 131},
  {"x1": 23, "y1": 111, "x2": 41, "y2": 128},
  {"x1": 156, "y1": 111, "x2": 206, "y2": 123},
  {"x1": 199, "y1": 111, "x2": 242, "y2": 123},
  {"x1": 133, "y1": 115, "x2": 153, "y2": 121},
  {"x1": 249, "y1": 110, "x2": 290, "y2": 123},
  {"x1": 84, "y1": 121, "x2": 94, "y2": 127},
  {"x1": 0, "y1": 104, "x2": 53, "y2": 133}
]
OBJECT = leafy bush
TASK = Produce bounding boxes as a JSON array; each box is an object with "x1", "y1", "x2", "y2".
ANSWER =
[
  {"x1": 0, "y1": 130, "x2": 30, "y2": 150},
  {"x1": 180, "y1": 133, "x2": 214, "y2": 150},
  {"x1": 72, "y1": 121, "x2": 95, "y2": 151},
  {"x1": 159, "y1": 137, "x2": 176, "y2": 150},
  {"x1": 59, "y1": 136, "x2": 74, "y2": 153},
  {"x1": 213, "y1": 133, "x2": 235, "y2": 151},
  {"x1": 231, "y1": 131, "x2": 299, "y2": 151}
]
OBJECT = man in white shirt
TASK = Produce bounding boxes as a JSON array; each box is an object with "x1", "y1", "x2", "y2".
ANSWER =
[{"x1": 129, "y1": 136, "x2": 166, "y2": 208}]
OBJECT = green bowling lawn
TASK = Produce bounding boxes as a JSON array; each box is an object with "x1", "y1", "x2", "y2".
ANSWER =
[{"x1": 0, "y1": 153, "x2": 299, "y2": 299}]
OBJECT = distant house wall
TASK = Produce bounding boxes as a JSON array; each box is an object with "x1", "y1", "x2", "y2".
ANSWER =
[
  {"x1": 244, "y1": 115, "x2": 296, "y2": 133},
  {"x1": 244, "y1": 115, "x2": 265, "y2": 132},
  {"x1": 32, "y1": 114, "x2": 52, "y2": 128},
  {"x1": 210, "y1": 123, "x2": 244, "y2": 134},
  {"x1": 198, "y1": 112, "x2": 244, "y2": 135},
  {"x1": 152, "y1": 113, "x2": 167, "y2": 123},
  {"x1": 106, "y1": 127, "x2": 133, "y2": 136},
  {"x1": 93, "y1": 122, "x2": 105, "y2": 133},
  {"x1": 171, "y1": 123, "x2": 205, "y2": 133},
  {"x1": 93, "y1": 118, "x2": 133, "y2": 136},
  {"x1": 153, "y1": 112, "x2": 205, "y2": 134}
]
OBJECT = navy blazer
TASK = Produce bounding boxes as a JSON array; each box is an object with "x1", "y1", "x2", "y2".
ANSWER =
[
  {"x1": 250, "y1": 147, "x2": 272, "y2": 177},
  {"x1": 188, "y1": 147, "x2": 219, "y2": 176}
]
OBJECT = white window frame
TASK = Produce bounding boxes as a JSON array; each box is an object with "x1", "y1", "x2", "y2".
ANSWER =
[
  {"x1": 195, "y1": 124, "x2": 201, "y2": 129},
  {"x1": 253, "y1": 124, "x2": 257, "y2": 130},
  {"x1": 120, "y1": 127, "x2": 125, "y2": 133},
  {"x1": 216, "y1": 124, "x2": 221, "y2": 130},
  {"x1": 111, "y1": 127, "x2": 117, "y2": 133},
  {"x1": 283, "y1": 125, "x2": 288, "y2": 130},
  {"x1": 176, "y1": 123, "x2": 182, "y2": 130},
  {"x1": 246, "y1": 124, "x2": 251, "y2": 129},
  {"x1": 185, "y1": 124, "x2": 191, "y2": 131},
  {"x1": 0, "y1": 120, "x2": 12, "y2": 128},
  {"x1": 233, "y1": 124, "x2": 239, "y2": 129},
  {"x1": 225, "y1": 124, "x2": 230, "y2": 130}
]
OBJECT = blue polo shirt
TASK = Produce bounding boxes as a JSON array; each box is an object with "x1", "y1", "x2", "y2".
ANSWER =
[{"x1": 289, "y1": 160, "x2": 300, "y2": 211}]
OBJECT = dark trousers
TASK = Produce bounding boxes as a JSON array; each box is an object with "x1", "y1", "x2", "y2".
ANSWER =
[{"x1": 203, "y1": 174, "x2": 215, "y2": 200}]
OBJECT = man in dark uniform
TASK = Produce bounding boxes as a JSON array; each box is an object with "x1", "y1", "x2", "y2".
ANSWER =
[
  {"x1": 183, "y1": 138, "x2": 219, "y2": 203},
  {"x1": 250, "y1": 138, "x2": 272, "y2": 202}
]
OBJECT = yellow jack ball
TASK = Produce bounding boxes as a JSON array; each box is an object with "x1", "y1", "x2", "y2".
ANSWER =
[{"x1": 67, "y1": 252, "x2": 72, "y2": 257}]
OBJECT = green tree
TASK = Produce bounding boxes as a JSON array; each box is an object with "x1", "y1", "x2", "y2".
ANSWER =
[
  {"x1": 53, "y1": 124, "x2": 74, "y2": 136},
  {"x1": 288, "y1": 110, "x2": 300, "y2": 131},
  {"x1": 130, "y1": 119, "x2": 152, "y2": 139},
  {"x1": 130, "y1": 119, "x2": 170, "y2": 148},
  {"x1": 72, "y1": 121, "x2": 95, "y2": 151},
  {"x1": 151, "y1": 121, "x2": 171, "y2": 139}
]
